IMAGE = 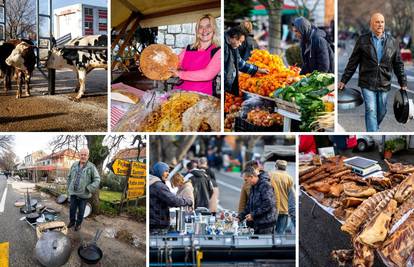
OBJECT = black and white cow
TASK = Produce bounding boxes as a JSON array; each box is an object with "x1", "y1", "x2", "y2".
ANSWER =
[
  {"x1": 46, "y1": 35, "x2": 107, "y2": 100},
  {"x1": 5, "y1": 42, "x2": 36, "y2": 98}
]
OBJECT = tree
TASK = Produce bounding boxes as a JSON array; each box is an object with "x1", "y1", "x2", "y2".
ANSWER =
[
  {"x1": 224, "y1": 0, "x2": 254, "y2": 24},
  {"x1": 0, "y1": 135, "x2": 14, "y2": 153},
  {"x1": 149, "y1": 135, "x2": 197, "y2": 165},
  {"x1": 5, "y1": 0, "x2": 35, "y2": 39},
  {"x1": 290, "y1": 0, "x2": 321, "y2": 21},
  {"x1": 0, "y1": 150, "x2": 17, "y2": 172},
  {"x1": 257, "y1": 0, "x2": 283, "y2": 53}
]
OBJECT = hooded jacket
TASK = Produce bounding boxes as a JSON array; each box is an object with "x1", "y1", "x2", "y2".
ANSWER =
[
  {"x1": 238, "y1": 171, "x2": 278, "y2": 229},
  {"x1": 149, "y1": 174, "x2": 193, "y2": 230},
  {"x1": 293, "y1": 17, "x2": 334, "y2": 75}
]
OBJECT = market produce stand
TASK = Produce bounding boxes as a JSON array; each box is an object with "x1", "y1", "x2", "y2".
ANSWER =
[{"x1": 299, "y1": 155, "x2": 414, "y2": 267}]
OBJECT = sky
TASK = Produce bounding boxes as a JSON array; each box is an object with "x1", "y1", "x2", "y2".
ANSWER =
[{"x1": 53, "y1": 0, "x2": 107, "y2": 9}]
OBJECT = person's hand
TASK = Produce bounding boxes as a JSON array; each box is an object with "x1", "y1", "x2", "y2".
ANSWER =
[
  {"x1": 169, "y1": 67, "x2": 179, "y2": 77},
  {"x1": 338, "y1": 82, "x2": 345, "y2": 90},
  {"x1": 257, "y1": 68, "x2": 269, "y2": 75},
  {"x1": 401, "y1": 86, "x2": 408, "y2": 90},
  {"x1": 245, "y1": 214, "x2": 253, "y2": 221}
]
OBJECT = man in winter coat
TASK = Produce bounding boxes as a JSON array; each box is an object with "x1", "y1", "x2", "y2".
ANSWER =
[
  {"x1": 67, "y1": 148, "x2": 100, "y2": 231},
  {"x1": 198, "y1": 157, "x2": 219, "y2": 214},
  {"x1": 292, "y1": 16, "x2": 334, "y2": 74},
  {"x1": 184, "y1": 161, "x2": 213, "y2": 210},
  {"x1": 338, "y1": 13, "x2": 407, "y2": 131},
  {"x1": 238, "y1": 167, "x2": 278, "y2": 234},
  {"x1": 150, "y1": 162, "x2": 193, "y2": 233},
  {"x1": 224, "y1": 26, "x2": 269, "y2": 96}
]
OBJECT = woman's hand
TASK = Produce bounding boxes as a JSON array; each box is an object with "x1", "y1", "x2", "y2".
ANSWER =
[{"x1": 169, "y1": 67, "x2": 179, "y2": 77}]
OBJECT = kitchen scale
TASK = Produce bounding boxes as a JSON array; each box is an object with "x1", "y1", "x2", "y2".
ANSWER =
[{"x1": 344, "y1": 156, "x2": 382, "y2": 176}]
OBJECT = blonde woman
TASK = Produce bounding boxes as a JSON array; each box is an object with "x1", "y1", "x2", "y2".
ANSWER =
[
  {"x1": 171, "y1": 173, "x2": 194, "y2": 210},
  {"x1": 171, "y1": 14, "x2": 221, "y2": 96}
]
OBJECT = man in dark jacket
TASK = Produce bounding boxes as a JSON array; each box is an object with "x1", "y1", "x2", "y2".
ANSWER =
[
  {"x1": 224, "y1": 26, "x2": 269, "y2": 96},
  {"x1": 149, "y1": 162, "x2": 192, "y2": 233},
  {"x1": 238, "y1": 20, "x2": 259, "y2": 61},
  {"x1": 338, "y1": 13, "x2": 407, "y2": 131},
  {"x1": 238, "y1": 167, "x2": 278, "y2": 235},
  {"x1": 184, "y1": 161, "x2": 213, "y2": 210},
  {"x1": 198, "y1": 157, "x2": 219, "y2": 213},
  {"x1": 292, "y1": 16, "x2": 334, "y2": 74}
]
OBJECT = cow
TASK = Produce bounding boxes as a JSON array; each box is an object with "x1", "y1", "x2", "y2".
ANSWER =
[
  {"x1": 46, "y1": 35, "x2": 107, "y2": 100},
  {"x1": 5, "y1": 42, "x2": 36, "y2": 98},
  {"x1": 0, "y1": 41, "x2": 19, "y2": 94}
]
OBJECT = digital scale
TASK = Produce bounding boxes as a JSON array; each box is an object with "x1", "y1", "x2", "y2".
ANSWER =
[{"x1": 344, "y1": 156, "x2": 382, "y2": 176}]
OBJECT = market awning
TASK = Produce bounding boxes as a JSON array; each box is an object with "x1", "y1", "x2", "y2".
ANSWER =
[
  {"x1": 251, "y1": 4, "x2": 308, "y2": 17},
  {"x1": 111, "y1": 0, "x2": 221, "y2": 29},
  {"x1": 25, "y1": 166, "x2": 67, "y2": 171}
]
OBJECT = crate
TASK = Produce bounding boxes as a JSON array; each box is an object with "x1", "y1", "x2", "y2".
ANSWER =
[
  {"x1": 234, "y1": 117, "x2": 283, "y2": 132},
  {"x1": 274, "y1": 97, "x2": 301, "y2": 115},
  {"x1": 233, "y1": 235, "x2": 274, "y2": 248},
  {"x1": 194, "y1": 235, "x2": 234, "y2": 247},
  {"x1": 273, "y1": 234, "x2": 296, "y2": 247},
  {"x1": 150, "y1": 235, "x2": 191, "y2": 248}
]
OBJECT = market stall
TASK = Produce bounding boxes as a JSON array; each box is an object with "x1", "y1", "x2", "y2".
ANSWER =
[
  {"x1": 111, "y1": 0, "x2": 221, "y2": 132},
  {"x1": 149, "y1": 208, "x2": 295, "y2": 265},
  {"x1": 299, "y1": 154, "x2": 414, "y2": 267},
  {"x1": 225, "y1": 50, "x2": 334, "y2": 132}
]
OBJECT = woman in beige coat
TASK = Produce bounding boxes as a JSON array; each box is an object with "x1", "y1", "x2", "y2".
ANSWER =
[{"x1": 171, "y1": 173, "x2": 195, "y2": 210}]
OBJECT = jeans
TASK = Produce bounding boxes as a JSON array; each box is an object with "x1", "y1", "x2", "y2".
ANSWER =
[
  {"x1": 254, "y1": 226, "x2": 275, "y2": 235},
  {"x1": 361, "y1": 88, "x2": 389, "y2": 131},
  {"x1": 275, "y1": 214, "x2": 289, "y2": 234},
  {"x1": 69, "y1": 195, "x2": 88, "y2": 226}
]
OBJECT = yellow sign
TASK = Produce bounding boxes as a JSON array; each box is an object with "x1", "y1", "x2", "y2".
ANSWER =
[
  {"x1": 131, "y1": 162, "x2": 146, "y2": 177},
  {"x1": 111, "y1": 159, "x2": 131, "y2": 176},
  {"x1": 127, "y1": 188, "x2": 145, "y2": 199},
  {"x1": 0, "y1": 242, "x2": 9, "y2": 267},
  {"x1": 127, "y1": 177, "x2": 145, "y2": 199}
]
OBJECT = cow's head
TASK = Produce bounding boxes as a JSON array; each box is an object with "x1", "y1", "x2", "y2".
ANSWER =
[
  {"x1": 5, "y1": 42, "x2": 32, "y2": 70},
  {"x1": 46, "y1": 48, "x2": 67, "y2": 69}
]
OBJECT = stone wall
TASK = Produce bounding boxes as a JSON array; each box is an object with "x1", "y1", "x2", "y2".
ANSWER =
[{"x1": 157, "y1": 18, "x2": 221, "y2": 54}]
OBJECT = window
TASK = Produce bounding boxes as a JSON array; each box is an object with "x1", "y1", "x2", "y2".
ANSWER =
[
  {"x1": 84, "y1": 21, "x2": 93, "y2": 29},
  {"x1": 84, "y1": 8, "x2": 93, "y2": 16}
]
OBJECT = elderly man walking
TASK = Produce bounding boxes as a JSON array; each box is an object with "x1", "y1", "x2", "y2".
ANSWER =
[
  {"x1": 67, "y1": 148, "x2": 101, "y2": 231},
  {"x1": 339, "y1": 13, "x2": 407, "y2": 131}
]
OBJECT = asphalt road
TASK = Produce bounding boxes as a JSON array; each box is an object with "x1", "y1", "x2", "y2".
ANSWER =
[
  {"x1": 338, "y1": 39, "x2": 414, "y2": 132},
  {"x1": 215, "y1": 162, "x2": 296, "y2": 212},
  {"x1": 0, "y1": 176, "x2": 146, "y2": 267}
]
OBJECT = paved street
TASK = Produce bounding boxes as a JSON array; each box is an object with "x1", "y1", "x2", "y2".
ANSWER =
[
  {"x1": 0, "y1": 175, "x2": 145, "y2": 267},
  {"x1": 338, "y1": 39, "x2": 414, "y2": 132},
  {"x1": 215, "y1": 162, "x2": 296, "y2": 212}
]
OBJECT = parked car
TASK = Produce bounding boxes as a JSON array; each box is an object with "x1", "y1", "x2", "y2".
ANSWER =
[{"x1": 355, "y1": 135, "x2": 375, "y2": 152}]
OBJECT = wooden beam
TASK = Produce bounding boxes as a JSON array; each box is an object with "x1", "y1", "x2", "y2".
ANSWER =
[
  {"x1": 111, "y1": 13, "x2": 136, "y2": 50},
  {"x1": 111, "y1": 15, "x2": 141, "y2": 70},
  {"x1": 142, "y1": 2, "x2": 221, "y2": 20}
]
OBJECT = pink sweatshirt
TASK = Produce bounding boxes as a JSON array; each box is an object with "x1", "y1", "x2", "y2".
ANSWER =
[{"x1": 177, "y1": 48, "x2": 221, "y2": 81}]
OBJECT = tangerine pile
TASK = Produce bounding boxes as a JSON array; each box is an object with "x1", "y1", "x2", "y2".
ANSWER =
[{"x1": 239, "y1": 49, "x2": 302, "y2": 97}]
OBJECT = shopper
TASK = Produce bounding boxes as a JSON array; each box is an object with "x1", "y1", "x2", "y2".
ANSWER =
[
  {"x1": 184, "y1": 161, "x2": 213, "y2": 210},
  {"x1": 238, "y1": 19, "x2": 259, "y2": 60},
  {"x1": 291, "y1": 16, "x2": 334, "y2": 74},
  {"x1": 67, "y1": 148, "x2": 100, "y2": 231},
  {"x1": 150, "y1": 162, "x2": 192, "y2": 232},
  {"x1": 198, "y1": 157, "x2": 219, "y2": 214},
  {"x1": 238, "y1": 167, "x2": 278, "y2": 234},
  {"x1": 269, "y1": 160, "x2": 294, "y2": 234},
  {"x1": 338, "y1": 13, "x2": 407, "y2": 131},
  {"x1": 171, "y1": 172, "x2": 194, "y2": 210},
  {"x1": 224, "y1": 25, "x2": 269, "y2": 96}
]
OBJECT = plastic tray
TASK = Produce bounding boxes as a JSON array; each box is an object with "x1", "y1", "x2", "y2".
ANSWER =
[
  {"x1": 234, "y1": 117, "x2": 283, "y2": 132},
  {"x1": 233, "y1": 235, "x2": 274, "y2": 248},
  {"x1": 193, "y1": 235, "x2": 234, "y2": 247},
  {"x1": 150, "y1": 235, "x2": 192, "y2": 248}
]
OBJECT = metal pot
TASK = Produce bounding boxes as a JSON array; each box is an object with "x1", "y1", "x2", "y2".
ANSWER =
[
  {"x1": 56, "y1": 194, "x2": 68, "y2": 204},
  {"x1": 393, "y1": 89, "x2": 412, "y2": 123},
  {"x1": 338, "y1": 87, "x2": 364, "y2": 110},
  {"x1": 78, "y1": 229, "x2": 103, "y2": 264},
  {"x1": 34, "y1": 231, "x2": 72, "y2": 267},
  {"x1": 83, "y1": 202, "x2": 92, "y2": 218}
]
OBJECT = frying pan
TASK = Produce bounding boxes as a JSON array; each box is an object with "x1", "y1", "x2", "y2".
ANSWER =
[
  {"x1": 393, "y1": 89, "x2": 411, "y2": 123},
  {"x1": 26, "y1": 212, "x2": 40, "y2": 223},
  {"x1": 78, "y1": 229, "x2": 103, "y2": 264}
]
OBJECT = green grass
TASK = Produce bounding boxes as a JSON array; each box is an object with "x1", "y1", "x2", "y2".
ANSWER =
[
  {"x1": 126, "y1": 206, "x2": 146, "y2": 222},
  {"x1": 99, "y1": 201, "x2": 118, "y2": 216},
  {"x1": 99, "y1": 191, "x2": 122, "y2": 203}
]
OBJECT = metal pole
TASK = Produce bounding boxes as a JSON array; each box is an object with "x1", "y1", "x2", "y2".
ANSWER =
[
  {"x1": 47, "y1": 0, "x2": 55, "y2": 95},
  {"x1": 1, "y1": 0, "x2": 6, "y2": 40},
  {"x1": 36, "y1": 0, "x2": 40, "y2": 66}
]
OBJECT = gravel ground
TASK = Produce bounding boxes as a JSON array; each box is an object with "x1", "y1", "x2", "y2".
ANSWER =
[{"x1": 0, "y1": 69, "x2": 108, "y2": 132}]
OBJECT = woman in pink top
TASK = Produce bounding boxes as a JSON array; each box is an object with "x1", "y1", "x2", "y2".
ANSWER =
[{"x1": 171, "y1": 14, "x2": 221, "y2": 96}]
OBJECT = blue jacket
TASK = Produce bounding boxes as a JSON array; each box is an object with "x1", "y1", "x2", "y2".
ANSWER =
[
  {"x1": 293, "y1": 17, "x2": 333, "y2": 74},
  {"x1": 239, "y1": 172, "x2": 278, "y2": 228}
]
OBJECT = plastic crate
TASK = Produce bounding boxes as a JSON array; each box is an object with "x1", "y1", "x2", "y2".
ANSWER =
[
  {"x1": 234, "y1": 117, "x2": 283, "y2": 132},
  {"x1": 150, "y1": 235, "x2": 191, "y2": 248},
  {"x1": 193, "y1": 235, "x2": 234, "y2": 247},
  {"x1": 273, "y1": 234, "x2": 296, "y2": 247},
  {"x1": 233, "y1": 235, "x2": 274, "y2": 248}
]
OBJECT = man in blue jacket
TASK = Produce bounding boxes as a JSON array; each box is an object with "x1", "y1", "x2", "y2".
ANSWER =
[
  {"x1": 292, "y1": 16, "x2": 334, "y2": 74},
  {"x1": 238, "y1": 167, "x2": 278, "y2": 234}
]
